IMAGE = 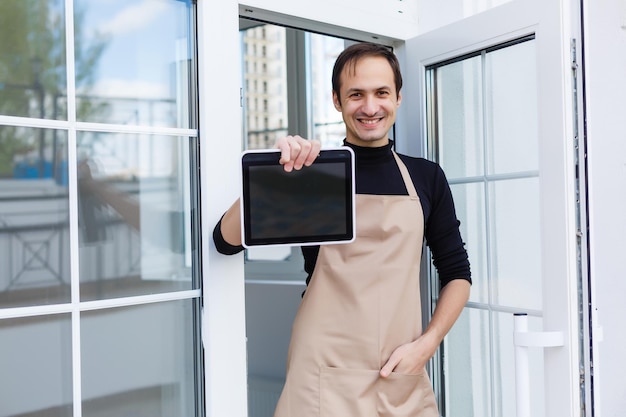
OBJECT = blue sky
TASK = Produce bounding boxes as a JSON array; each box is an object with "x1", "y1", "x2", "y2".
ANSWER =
[{"x1": 78, "y1": 0, "x2": 191, "y2": 99}]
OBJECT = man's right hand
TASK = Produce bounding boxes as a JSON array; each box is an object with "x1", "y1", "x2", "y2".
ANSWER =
[
  {"x1": 275, "y1": 135, "x2": 322, "y2": 172},
  {"x1": 218, "y1": 135, "x2": 322, "y2": 247}
]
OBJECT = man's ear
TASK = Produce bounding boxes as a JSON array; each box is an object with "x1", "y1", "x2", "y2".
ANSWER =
[
  {"x1": 396, "y1": 90, "x2": 403, "y2": 107},
  {"x1": 332, "y1": 91, "x2": 342, "y2": 112}
]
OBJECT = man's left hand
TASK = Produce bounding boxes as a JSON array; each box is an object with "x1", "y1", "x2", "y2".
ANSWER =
[{"x1": 379, "y1": 333, "x2": 439, "y2": 377}]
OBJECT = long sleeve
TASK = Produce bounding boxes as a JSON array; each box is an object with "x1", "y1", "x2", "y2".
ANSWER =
[{"x1": 213, "y1": 215, "x2": 244, "y2": 255}]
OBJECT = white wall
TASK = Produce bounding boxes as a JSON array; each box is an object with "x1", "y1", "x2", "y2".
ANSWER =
[
  {"x1": 415, "y1": 0, "x2": 514, "y2": 34},
  {"x1": 583, "y1": 0, "x2": 626, "y2": 415},
  {"x1": 239, "y1": 0, "x2": 419, "y2": 42}
]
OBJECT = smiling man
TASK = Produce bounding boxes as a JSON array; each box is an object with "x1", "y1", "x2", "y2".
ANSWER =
[
  {"x1": 332, "y1": 51, "x2": 401, "y2": 148},
  {"x1": 214, "y1": 42, "x2": 471, "y2": 417}
]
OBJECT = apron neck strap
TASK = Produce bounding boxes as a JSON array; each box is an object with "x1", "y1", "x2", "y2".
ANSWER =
[{"x1": 391, "y1": 151, "x2": 418, "y2": 199}]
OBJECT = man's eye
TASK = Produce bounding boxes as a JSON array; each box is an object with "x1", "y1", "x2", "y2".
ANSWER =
[{"x1": 378, "y1": 91, "x2": 390, "y2": 96}]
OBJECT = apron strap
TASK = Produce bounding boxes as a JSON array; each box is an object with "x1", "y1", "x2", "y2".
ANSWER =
[{"x1": 392, "y1": 151, "x2": 419, "y2": 200}]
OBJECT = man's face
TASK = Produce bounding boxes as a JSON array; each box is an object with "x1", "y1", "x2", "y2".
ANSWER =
[{"x1": 333, "y1": 56, "x2": 402, "y2": 147}]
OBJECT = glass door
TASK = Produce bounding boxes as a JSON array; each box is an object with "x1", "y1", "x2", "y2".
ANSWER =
[
  {"x1": 427, "y1": 36, "x2": 543, "y2": 417},
  {"x1": 0, "y1": 1, "x2": 204, "y2": 416},
  {"x1": 400, "y1": 1, "x2": 587, "y2": 416}
]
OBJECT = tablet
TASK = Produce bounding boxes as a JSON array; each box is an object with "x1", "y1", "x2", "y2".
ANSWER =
[{"x1": 240, "y1": 147, "x2": 355, "y2": 248}]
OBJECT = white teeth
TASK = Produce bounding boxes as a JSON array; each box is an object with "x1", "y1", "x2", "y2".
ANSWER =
[{"x1": 360, "y1": 119, "x2": 379, "y2": 124}]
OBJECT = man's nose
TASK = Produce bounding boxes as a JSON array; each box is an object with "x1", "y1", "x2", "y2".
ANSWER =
[{"x1": 361, "y1": 94, "x2": 378, "y2": 115}]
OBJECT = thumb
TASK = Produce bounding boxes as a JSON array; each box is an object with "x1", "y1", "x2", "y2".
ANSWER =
[{"x1": 380, "y1": 353, "x2": 401, "y2": 378}]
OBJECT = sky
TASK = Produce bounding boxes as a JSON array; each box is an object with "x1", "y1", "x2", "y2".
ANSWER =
[{"x1": 78, "y1": 0, "x2": 191, "y2": 99}]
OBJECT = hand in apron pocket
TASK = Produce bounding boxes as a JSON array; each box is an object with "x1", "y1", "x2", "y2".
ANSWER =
[{"x1": 320, "y1": 366, "x2": 438, "y2": 417}]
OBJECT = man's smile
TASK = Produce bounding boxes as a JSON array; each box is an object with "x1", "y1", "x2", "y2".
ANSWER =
[{"x1": 357, "y1": 116, "x2": 384, "y2": 125}]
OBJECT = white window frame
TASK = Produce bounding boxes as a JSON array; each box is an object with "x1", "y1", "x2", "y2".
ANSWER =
[{"x1": 0, "y1": 1, "x2": 203, "y2": 416}]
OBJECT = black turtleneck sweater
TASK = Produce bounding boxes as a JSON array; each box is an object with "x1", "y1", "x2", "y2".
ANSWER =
[{"x1": 213, "y1": 140, "x2": 471, "y2": 289}]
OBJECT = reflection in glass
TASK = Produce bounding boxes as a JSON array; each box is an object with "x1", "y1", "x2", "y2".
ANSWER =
[
  {"x1": 0, "y1": 127, "x2": 70, "y2": 308},
  {"x1": 435, "y1": 56, "x2": 484, "y2": 179},
  {"x1": 75, "y1": 0, "x2": 196, "y2": 128},
  {"x1": 0, "y1": 314, "x2": 72, "y2": 417},
  {"x1": 81, "y1": 300, "x2": 201, "y2": 417},
  {"x1": 309, "y1": 33, "x2": 345, "y2": 147},
  {"x1": 0, "y1": 0, "x2": 68, "y2": 120},
  {"x1": 241, "y1": 23, "x2": 288, "y2": 149},
  {"x1": 77, "y1": 132, "x2": 197, "y2": 300}
]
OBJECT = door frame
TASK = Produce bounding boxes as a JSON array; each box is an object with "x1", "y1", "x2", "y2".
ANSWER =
[
  {"x1": 198, "y1": 0, "x2": 590, "y2": 415},
  {"x1": 197, "y1": 2, "x2": 407, "y2": 417}
]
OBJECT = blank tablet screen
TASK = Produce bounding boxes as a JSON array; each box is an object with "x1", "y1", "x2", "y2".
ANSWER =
[{"x1": 241, "y1": 148, "x2": 355, "y2": 247}]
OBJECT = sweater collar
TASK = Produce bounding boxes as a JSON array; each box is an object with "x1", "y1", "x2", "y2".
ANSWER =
[{"x1": 342, "y1": 139, "x2": 395, "y2": 166}]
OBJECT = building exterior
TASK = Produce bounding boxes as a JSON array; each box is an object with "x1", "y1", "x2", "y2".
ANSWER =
[{"x1": 0, "y1": 0, "x2": 624, "y2": 416}]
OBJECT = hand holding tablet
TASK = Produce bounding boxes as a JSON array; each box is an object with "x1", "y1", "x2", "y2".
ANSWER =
[{"x1": 240, "y1": 147, "x2": 356, "y2": 248}]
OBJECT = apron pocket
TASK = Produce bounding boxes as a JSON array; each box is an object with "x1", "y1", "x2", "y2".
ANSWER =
[
  {"x1": 319, "y1": 366, "x2": 438, "y2": 417},
  {"x1": 377, "y1": 371, "x2": 438, "y2": 417}
]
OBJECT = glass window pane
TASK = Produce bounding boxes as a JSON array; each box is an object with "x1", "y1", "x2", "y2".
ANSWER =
[
  {"x1": 75, "y1": 0, "x2": 196, "y2": 128},
  {"x1": 0, "y1": 127, "x2": 70, "y2": 308},
  {"x1": 485, "y1": 40, "x2": 538, "y2": 174},
  {"x1": 490, "y1": 177, "x2": 541, "y2": 310},
  {"x1": 445, "y1": 308, "x2": 492, "y2": 417},
  {"x1": 436, "y1": 56, "x2": 484, "y2": 179},
  {"x1": 450, "y1": 182, "x2": 487, "y2": 304},
  {"x1": 0, "y1": 0, "x2": 67, "y2": 120},
  {"x1": 77, "y1": 132, "x2": 196, "y2": 300},
  {"x1": 81, "y1": 300, "x2": 201, "y2": 417},
  {"x1": 0, "y1": 314, "x2": 72, "y2": 417},
  {"x1": 309, "y1": 34, "x2": 345, "y2": 147},
  {"x1": 242, "y1": 24, "x2": 288, "y2": 149}
]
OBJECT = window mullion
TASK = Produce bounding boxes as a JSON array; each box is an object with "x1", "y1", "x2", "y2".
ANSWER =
[{"x1": 64, "y1": 0, "x2": 83, "y2": 416}]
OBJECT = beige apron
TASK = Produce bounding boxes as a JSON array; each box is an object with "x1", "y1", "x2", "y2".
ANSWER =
[{"x1": 274, "y1": 152, "x2": 439, "y2": 417}]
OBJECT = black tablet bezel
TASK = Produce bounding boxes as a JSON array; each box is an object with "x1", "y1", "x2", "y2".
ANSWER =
[{"x1": 240, "y1": 147, "x2": 355, "y2": 248}]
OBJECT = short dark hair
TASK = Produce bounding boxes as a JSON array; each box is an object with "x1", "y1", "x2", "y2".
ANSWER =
[{"x1": 332, "y1": 42, "x2": 403, "y2": 102}]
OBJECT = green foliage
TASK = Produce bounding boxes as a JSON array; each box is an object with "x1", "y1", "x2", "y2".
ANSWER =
[{"x1": 0, "y1": 0, "x2": 109, "y2": 177}]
